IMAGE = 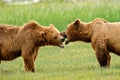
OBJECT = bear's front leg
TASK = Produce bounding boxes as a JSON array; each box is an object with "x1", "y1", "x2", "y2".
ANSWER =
[
  {"x1": 33, "y1": 47, "x2": 39, "y2": 61},
  {"x1": 95, "y1": 50, "x2": 111, "y2": 67},
  {"x1": 94, "y1": 41, "x2": 111, "y2": 67},
  {"x1": 22, "y1": 52, "x2": 35, "y2": 72}
]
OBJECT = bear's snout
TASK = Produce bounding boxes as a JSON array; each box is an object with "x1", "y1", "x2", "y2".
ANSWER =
[
  {"x1": 65, "y1": 39, "x2": 69, "y2": 44},
  {"x1": 58, "y1": 36, "x2": 65, "y2": 48},
  {"x1": 61, "y1": 37, "x2": 65, "y2": 42},
  {"x1": 60, "y1": 31, "x2": 67, "y2": 38}
]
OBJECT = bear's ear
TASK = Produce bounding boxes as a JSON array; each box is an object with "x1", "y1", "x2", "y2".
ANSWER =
[
  {"x1": 74, "y1": 19, "x2": 80, "y2": 26},
  {"x1": 49, "y1": 24, "x2": 55, "y2": 28},
  {"x1": 49, "y1": 24, "x2": 54, "y2": 27},
  {"x1": 40, "y1": 31, "x2": 45, "y2": 38}
]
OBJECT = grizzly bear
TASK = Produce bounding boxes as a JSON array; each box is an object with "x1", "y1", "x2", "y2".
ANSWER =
[
  {"x1": 61, "y1": 18, "x2": 120, "y2": 67},
  {"x1": 0, "y1": 21, "x2": 65, "y2": 72}
]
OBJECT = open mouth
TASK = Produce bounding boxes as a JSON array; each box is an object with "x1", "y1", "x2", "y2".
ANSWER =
[
  {"x1": 60, "y1": 31, "x2": 70, "y2": 45},
  {"x1": 59, "y1": 44, "x2": 64, "y2": 48},
  {"x1": 59, "y1": 42, "x2": 64, "y2": 48},
  {"x1": 62, "y1": 34, "x2": 69, "y2": 45},
  {"x1": 65, "y1": 39, "x2": 69, "y2": 44},
  {"x1": 59, "y1": 37, "x2": 65, "y2": 48}
]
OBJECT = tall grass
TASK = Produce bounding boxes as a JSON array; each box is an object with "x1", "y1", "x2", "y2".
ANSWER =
[
  {"x1": 1, "y1": 0, "x2": 120, "y2": 80},
  {"x1": 0, "y1": 0, "x2": 120, "y2": 30}
]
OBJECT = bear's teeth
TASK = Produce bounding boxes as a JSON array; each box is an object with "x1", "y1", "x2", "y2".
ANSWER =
[{"x1": 65, "y1": 39, "x2": 69, "y2": 44}]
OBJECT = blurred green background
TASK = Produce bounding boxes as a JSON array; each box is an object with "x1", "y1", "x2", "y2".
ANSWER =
[{"x1": 0, "y1": 0, "x2": 120, "y2": 31}]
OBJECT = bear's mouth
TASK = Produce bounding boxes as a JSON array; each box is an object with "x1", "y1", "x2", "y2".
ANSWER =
[
  {"x1": 59, "y1": 37, "x2": 65, "y2": 48},
  {"x1": 65, "y1": 39, "x2": 69, "y2": 44},
  {"x1": 60, "y1": 32, "x2": 67, "y2": 39},
  {"x1": 60, "y1": 32, "x2": 68, "y2": 45},
  {"x1": 63, "y1": 35, "x2": 70, "y2": 45},
  {"x1": 59, "y1": 43, "x2": 64, "y2": 48}
]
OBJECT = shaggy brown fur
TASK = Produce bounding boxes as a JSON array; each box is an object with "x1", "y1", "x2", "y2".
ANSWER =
[
  {"x1": 0, "y1": 21, "x2": 64, "y2": 72},
  {"x1": 61, "y1": 18, "x2": 120, "y2": 67}
]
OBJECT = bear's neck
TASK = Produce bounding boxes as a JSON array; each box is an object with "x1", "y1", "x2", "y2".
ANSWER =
[
  {"x1": 79, "y1": 23, "x2": 92, "y2": 42},
  {"x1": 35, "y1": 29, "x2": 50, "y2": 47}
]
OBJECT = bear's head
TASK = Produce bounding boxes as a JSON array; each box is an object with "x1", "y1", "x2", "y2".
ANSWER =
[
  {"x1": 20, "y1": 21, "x2": 65, "y2": 48},
  {"x1": 61, "y1": 19, "x2": 91, "y2": 44},
  {"x1": 43, "y1": 24, "x2": 65, "y2": 48}
]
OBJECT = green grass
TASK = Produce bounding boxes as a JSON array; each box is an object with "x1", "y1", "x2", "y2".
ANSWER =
[
  {"x1": 1, "y1": 43, "x2": 120, "y2": 80},
  {"x1": 1, "y1": 0, "x2": 120, "y2": 80},
  {"x1": 1, "y1": 0, "x2": 120, "y2": 31}
]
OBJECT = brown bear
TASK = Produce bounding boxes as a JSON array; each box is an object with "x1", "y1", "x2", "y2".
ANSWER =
[
  {"x1": 61, "y1": 18, "x2": 120, "y2": 67},
  {"x1": 0, "y1": 21, "x2": 65, "y2": 72}
]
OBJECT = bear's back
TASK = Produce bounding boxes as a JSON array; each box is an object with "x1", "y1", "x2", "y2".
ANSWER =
[
  {"x1": 0, "y1": 25, "x2": 20, "y2": 49},
  {"x1": 0, "y1": 24, "x2": 20, "y2": 37}
]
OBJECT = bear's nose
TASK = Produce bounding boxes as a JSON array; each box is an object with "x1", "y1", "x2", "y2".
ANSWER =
[
  {"x1": 63, "y1": 34, "x2": 67, "y2": 38},
  {"x1": 60, "y1": 31, "x2": 67, "y2": 38}
]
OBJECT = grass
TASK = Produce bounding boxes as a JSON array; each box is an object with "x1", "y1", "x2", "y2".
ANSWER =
[
  {"x1": 1, "y1": 43, "x2": 120, "y2": 80},
  {"x1": 1, "y1": 0, "x2": 120, "y2": 31},
  {"x1": 1, "y1": 0, "x2": 120, "y2": 80}
]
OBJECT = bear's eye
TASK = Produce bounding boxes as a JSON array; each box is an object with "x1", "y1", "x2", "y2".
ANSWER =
[{"x1": 54, "y1": 36, "x2": 57, "y2": 39}]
